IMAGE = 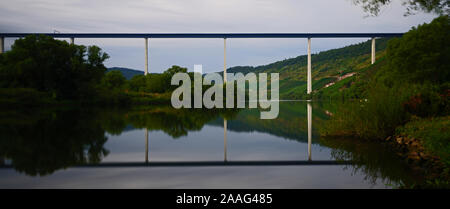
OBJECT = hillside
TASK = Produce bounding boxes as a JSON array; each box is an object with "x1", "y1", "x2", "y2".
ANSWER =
[
  {"x1": 222, "y1": 38, "x2": 391, "y2": 99},
  {"x1": 314, "y1": 56, "x2": 387, "y2": 99},
  {"x1": 107, "y1": 67, "x2": 144, "y2": 80},
  {"x1": 109, "y1": 38, "x2": 391, "y2": 99}
]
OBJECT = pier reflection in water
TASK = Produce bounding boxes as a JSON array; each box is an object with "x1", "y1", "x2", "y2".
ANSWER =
[
  {"x1": 308, "y1": 102, "x2": 312, "y2": 161},
  {"x1": 139, "y1": 102, "x2": 316, "y2": 165},
  {"x1": 145, "y1": 128, "x2": 149, "y2": 163},
  {"x1": 224, "y1": 119, "x2": 227, "y2": 162}
]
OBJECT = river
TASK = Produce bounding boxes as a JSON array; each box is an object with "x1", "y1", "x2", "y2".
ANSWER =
[{"x1": 0, "y1": 101, "x2": 422, "y2": 188}]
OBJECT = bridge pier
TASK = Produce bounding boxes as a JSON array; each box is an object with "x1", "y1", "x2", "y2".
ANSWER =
[
  {"x1": 0, "y1": 37, "x2": 4, "y2": 53},
  {"x1": 145, "y1": 38, "x2": 149, "y2": 75},
  {"x1": 224, "y1": 38, "x2": 227, "y2": 83},
  {"x1": 307, "y1": 38, "x2": 312, "y2": 94},
  {"x1": 371, "y1": 37, "x2": 375, "y2": 64},
  {"x1": 70, "y1": 37, "x2": 74, "y2": 45}
]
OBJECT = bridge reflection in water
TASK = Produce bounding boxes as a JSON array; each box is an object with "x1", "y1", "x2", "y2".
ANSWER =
[
  {"x1": 133, "y1": 102, "x2": 352, "y2": 167},
  {"x1": 0, "y1": 102, "x2": 352, "y2": 168}
]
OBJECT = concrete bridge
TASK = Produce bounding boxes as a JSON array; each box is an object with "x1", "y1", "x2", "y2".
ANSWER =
[{"x1": 0, "y1": 33, "x2": 403, "y2": 94}]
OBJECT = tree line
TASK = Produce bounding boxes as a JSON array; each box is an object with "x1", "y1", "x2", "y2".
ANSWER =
[{"x1": 0, "y1": 35, "x2": 188, "y2": 106}]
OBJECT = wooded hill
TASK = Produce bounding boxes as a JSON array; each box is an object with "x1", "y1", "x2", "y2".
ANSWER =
[{"x1": 222, "y1": 38, "x2": 390, "y2": 99}]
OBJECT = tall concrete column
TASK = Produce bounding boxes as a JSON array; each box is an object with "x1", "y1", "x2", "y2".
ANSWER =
[
  {"x1": 145, "y1": 128, "x2": 149, "y2": 163},
  {"x1": 307, "y1": 38, "x2": 312, "y2": 94},
  {"x1": 307, "y1": 102, "x2": 312, "y2": 161},
  {"x1": 224, "y1": 119, "x2": 227, "y2": 162},
  {"x1": 145, "y1": 38, "x2": 149, "y2": 75},
  {"x1": 223, "y1": 38, "x2": 227, "y2": 83},
  {"x1": 371, "y1": 37, "x2": 375, "y2": 64},
  {"x1": 0, "y1": 37, "x2": 4, "y2": 54},
  {"x1": 70, "y1": 37, "x2": 74, "y2": 45}
]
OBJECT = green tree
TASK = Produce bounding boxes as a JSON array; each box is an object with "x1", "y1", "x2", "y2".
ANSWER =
[
  {"x1": 101, "y1": 70, "x2": 126, "y2": 90},
  {"x1": 384, "y1": 15, "x2": 450, "y2": 84},
  {"x1": 162, "y1": 65, "x2": 188, "y2": 92},
  {"x1": 163, "y1": 65, "x2": 188, "y2": 77},
  {"x1": 146, "y1": 73, "x2": 167, "y2": 93},
  {"x1": 128, "y1": 74, "x2": 147, "y2": 92},
  {"x1": 352, "y1": 0, "x2": 449, "y2": 16},
  {"x1": 0, "y1": 35, "x2": 110, "y2": 100},
  {"x1": 127, "y1": 65, "x2": 188, "y2": 93}
]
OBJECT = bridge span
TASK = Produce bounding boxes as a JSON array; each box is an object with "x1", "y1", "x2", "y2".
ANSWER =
[{"x1": 0, "y1": 32, "x2": 403, "y2": 94}]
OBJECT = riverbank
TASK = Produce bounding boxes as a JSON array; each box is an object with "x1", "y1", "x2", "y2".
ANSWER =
[
  {"x1": 387, "y1": 116, "x2": 449, "y2": 188},
  {"x1": 0, "y1": 87, "x2": 172, "y2": 108},
  {"x1": 321, "y1": 115, "x2": 449, "y2": 188},
  {"x1": 319, "y1": 97, "x2": 449, "y2": 188}
]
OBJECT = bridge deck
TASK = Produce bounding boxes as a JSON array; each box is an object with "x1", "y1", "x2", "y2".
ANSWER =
[{"x1": 0, "y1": 33, "x2": 403, "y2": 38}]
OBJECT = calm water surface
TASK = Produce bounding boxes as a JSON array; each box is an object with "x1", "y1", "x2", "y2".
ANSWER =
[{"x1": 0, "y1": 102, "x2": 421, "y2": 188}]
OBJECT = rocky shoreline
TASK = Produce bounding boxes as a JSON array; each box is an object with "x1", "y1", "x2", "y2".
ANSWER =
[{"x1": 385, "y1": 135, "x2": 447, "y2": 182}]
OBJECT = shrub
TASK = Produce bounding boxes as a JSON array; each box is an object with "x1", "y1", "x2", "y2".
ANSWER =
[{"x1": 101, "y1": 70, "x2": 126, "y2": 90}]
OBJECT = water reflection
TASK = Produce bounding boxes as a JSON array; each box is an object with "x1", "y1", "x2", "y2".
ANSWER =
[
  {"x1": 224, "y1": 119, "x2": 227, "y2": 162},
  {"x1": 319, "y1": 137, "x2": 423, "y2": 186},
  {"x1": 0, "y1": 107, "x2": 233, "y2": 176},
  {"x1": 308, "y1": 102, "x2": 312, "y2": 161},
  {"x1": 0, "y1": 109, "x2": 110, "y2": 176},
  {"x1": 0, "y1": 102, "x2": 422, "y2": 188},
  {"x1": 145, "y1": 128, "x2": 149, "y2": 163}
]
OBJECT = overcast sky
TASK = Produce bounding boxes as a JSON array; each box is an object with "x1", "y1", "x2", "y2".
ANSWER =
[{"x1": 0, "y1": 0, "x2": 437, "y2": 73}]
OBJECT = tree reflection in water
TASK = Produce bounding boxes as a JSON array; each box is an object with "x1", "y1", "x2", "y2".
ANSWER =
[
  {"x1": 320, "y1": 137, "x2": 424, "y2": 187},
  {"x1": 0, "y1": 106, "x2": 237, "y2": 176},
  {"x1": 0, "y1": 109, "x2": 109, "y2": 176}
]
